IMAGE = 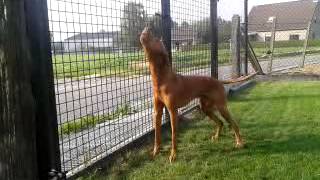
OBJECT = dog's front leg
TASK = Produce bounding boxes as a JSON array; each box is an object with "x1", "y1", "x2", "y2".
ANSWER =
[
  {"x1": 168, "y1": 108, "x2": 178, "y2": 163},
  {"x1": 153, "y1": 99, "x2": 164, "y2": 157}
]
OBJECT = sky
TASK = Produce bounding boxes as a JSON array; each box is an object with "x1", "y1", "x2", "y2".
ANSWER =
[
  {"x1": 48, "y1": 0, "x2": 299, "y2": 41},
  {"x1": 218, "y1": 0, "x2": 299, "y2": 20}
]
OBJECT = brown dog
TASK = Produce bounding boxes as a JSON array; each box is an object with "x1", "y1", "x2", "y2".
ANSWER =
[{"x1": 140, "y1": 27, "x2": 254, "y2": 162}]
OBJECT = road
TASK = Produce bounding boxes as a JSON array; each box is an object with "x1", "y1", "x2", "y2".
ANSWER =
[{"x1": 56, "y1": 54, "x2": 320, "y2": 175}]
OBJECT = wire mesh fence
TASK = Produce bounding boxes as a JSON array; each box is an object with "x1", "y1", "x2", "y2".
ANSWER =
[
  {"x1": 217, "y1": 0, "x2": 248, "y2": 80},
  {"x1": 48, "y1": 0, "x2": 213, "y2": 176},
  {"x1": 5, "y1": 0, "x2": 320, "y2": 179},
  {"x1": 171, "y1": 0, "x2": 211, "y2": 113},
  {"x1": 248, "y1": 0, "x2": 320, "y2": 73},
  {"x1": 48, "y1": 0, "x2": 160, "y2": 175}
]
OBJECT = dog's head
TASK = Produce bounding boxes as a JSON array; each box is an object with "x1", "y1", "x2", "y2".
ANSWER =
[
  {"x1": 140, "y1": 26, "x2": 154, "y2": 48},
  {"x1": 140, "y1": 26, "x2": 168, "y2": 60}
]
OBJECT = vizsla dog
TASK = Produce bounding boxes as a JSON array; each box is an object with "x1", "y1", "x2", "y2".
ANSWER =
[{"x1": 140, "y1": 27, "x2": 254, "y2": 162}]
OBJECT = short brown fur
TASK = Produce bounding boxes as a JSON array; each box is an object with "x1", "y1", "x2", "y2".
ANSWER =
[{"x1": 140, "y1": 27, "x2": 250, "y2": 162}]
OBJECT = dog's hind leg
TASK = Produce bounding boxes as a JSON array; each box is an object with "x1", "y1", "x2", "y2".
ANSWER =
[
  {"x1": 152, "y1": 98, "x2": 165, "y2": 157},
  {"x1": 167, "y1": 107, "x2": 178, "y2": 163},
  {"x1": 200, "y1": 98, "x2": 224, "y2": 141},
  {"x1": 217, "y1": 105, "x2": 244, "y2": 148}
]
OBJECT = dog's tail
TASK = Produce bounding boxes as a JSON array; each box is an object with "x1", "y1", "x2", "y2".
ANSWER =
[{"x1": 220, "y1": 72, "x2": 257, "y2": 84}]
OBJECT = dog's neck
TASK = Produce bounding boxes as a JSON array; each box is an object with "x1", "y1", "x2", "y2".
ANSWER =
[{"x1": 146, "y1": 52, "x2": 174, "y2": 89}]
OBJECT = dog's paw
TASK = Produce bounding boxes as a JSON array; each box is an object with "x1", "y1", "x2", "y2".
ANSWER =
[
  {"x1": 169, "y1": 150, "x2": 176, "y2": 163},
  {"x1": 152, "y1": 147, "x2": 160, "y2": 158},
  {"x1": 211, "y1": 135, "x2": 219, "y2": 142},
  {"x1": 235, "y1": 142, "x2": 244, "y2": 149}
]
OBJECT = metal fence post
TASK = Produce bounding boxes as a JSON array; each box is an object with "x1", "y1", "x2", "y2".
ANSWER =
[
  {"x1": 231, "y1": 15, "x2": 241, "y2": 78},
  {"x1": 0, "y1": 1, "x2": 38, "y2": 179},
  {"x1": 24, "y1": 0, "x2": 63, "y2": 179},
  {"x1": 301, "y1": 21, "x2": 311, "y2": 68},
  {"x1": 210, "y1": 0, "x2": 218, "y2": 78},
  {"x1": 269, "y1": 17, "x2": 277, "y2": 73},
  {"x1": 161, "y1": 0, "x2": 172, "y2": 121},
  {"x1": 244, "y1": 0, "x2": 248, "y2": 75},
  {"x1": 161, "y1": 0, "x2": 172, "y2": 64}
]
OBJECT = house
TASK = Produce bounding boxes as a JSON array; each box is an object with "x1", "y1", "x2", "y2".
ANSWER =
[
  {"x1": 51, "y1": 41, "x2": 64, "y2": 54},
  {"x1": 248, "y1": 0, "x2": 320, "y2": 42},
  {"x1": 171, "y1": 27, "x2": 197, "y2": 51},
  {"x1": 63, "y1": 31, "x2": 119, "y2": 52}
]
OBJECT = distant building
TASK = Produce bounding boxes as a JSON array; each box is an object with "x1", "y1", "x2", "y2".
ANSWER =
[
  {"x1": 248, "y1": 0, "x2": 320, "y2": 42},
  {"x1": 63, "y1": 31, "x2": 119, "y2": 52},
  {"x1": 171, "y1": 27, "x2": 198, "y2": 51}
]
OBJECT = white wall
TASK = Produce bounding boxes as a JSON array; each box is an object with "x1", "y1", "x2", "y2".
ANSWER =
[
  {"x1": 256, "y1": 29, "x2": 307, "y2": 42},
  {"x1": 64, "y1": 38, "x2": 113, "y2": 52}
]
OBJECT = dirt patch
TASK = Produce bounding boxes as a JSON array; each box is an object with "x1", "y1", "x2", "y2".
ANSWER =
[
  {"x1": 278, "y1": 64, "x2": 320, "y2": 75},
  {"x1": 300, "y1": 64, "x2": 320, "y2": 75},
  {"x1": 255, "y1": 73, "x2": 320, "y2": 82},
  {"x1": 252, "y1": 64, "x2": 320, "y2": 82}
]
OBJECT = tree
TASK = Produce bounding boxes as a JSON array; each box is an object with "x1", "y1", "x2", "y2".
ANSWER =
[
  {"x1": 171, "y1": 20, "x2": 178, "y2": 28},
  {"x1": 192, "y1": 18, "x2": 210, "y2": 44},
  {"x1": 218, "y1": 17, "x2": 232, "y2": 43},
  {"x1": 181, "y1": 21, "x2": 190, "y2": 27},
  {"x1": 146, "y1": 13, "x2": 162, "y2": 38},
  {"x1": 192, "y1": 17, "x2": 232, "y2": 44},
  {"x1": 120, "y1": 2, "x2": 146, "y2": 48}
]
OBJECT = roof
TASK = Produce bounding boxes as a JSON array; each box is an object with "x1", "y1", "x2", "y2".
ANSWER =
[
  {"x1": 249, "y1": 0, "x2": 318, "y2": 32},
  {"x1": 64, "y1": 31, "x2": 119, "y2": 41},
  {"x1": 171, "y1": 27, "x2": 195, "y2": 41}
]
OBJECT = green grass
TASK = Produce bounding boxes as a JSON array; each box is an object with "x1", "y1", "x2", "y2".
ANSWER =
[
  {"x1": 53, "y1": 40, "x2": 320, "y2": 79},
  {"x1": 52, "y1": 48, "x2": 231, "y2": 79},
  {"x1": 251, "y1": 39, "x2": 320, "y2": 59},
  {"x1": 78, "y1": 81, "x2": 320, "y2": 180},
  {"x1": 52, "y1": 52, "x2": 148, "y2": 79},
  {"x1": 59, "y1": 103, "x2": 135, "y2": 136}
]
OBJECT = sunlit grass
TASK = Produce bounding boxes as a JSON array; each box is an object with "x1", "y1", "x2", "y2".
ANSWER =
[
  {"x1": 52, "y1": 40, "x2": 320, "y2": 79},
  {"x1": 78, "y1": 81, "x2": 320, "y2": 180}
]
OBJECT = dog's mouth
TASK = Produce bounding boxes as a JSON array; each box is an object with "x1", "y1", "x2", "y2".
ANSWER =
[{"x1": 140, "y1": 26, "x2": 154, "y2": 46}]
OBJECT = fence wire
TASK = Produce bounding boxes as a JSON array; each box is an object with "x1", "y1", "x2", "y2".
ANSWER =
[
  {"x1": 217, "y1": 0, "x2": 248, "y2": 80},
  {"x1": 171, "y1": 0, "x2": 211, "y2": 113},
  {"x1": 248, "y1": 0, "x2": 320, "y2": 74},
  {"x1": 48, "y1": 0, "x2": 212, "y2": 176}
]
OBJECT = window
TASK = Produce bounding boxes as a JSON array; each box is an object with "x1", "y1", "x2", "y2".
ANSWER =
[
  {"x1": 289, "y1": 34, "x2": 300, "y2": 40},
  {"x1": 265, "y1": 36, "x2": 271, "y2": 42}
]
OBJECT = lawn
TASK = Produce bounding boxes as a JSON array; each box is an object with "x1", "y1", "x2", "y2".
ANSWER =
[
  {"x1": 52, "y1": 48, "x2": 233, "y2": 79},
  {"x1": 78, "y1": 81, "x2": 320, "y2": 180},
  {"x1": 250, "y1": 39, "x2": 320, "y2": 59},
  {"x1": 52, "y1": 40, "x2": 320, "y2": 79}
]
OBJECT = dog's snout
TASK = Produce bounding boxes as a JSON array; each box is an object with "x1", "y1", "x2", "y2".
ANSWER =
[{"x1": 143, "y1": 26, "x2": 151, "y2": 33}]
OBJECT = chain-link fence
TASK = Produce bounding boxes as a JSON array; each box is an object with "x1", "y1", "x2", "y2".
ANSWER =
[
  {"x1": 4, "y1": 0, "x2": 320, "y2": 179},
  {"x1": 248, "y1": 0, "x2": 320, "y2": 73},
  {"x1": 48, "y1": 0, "x2": 214, "y2": 176},
  {"x1": 217, "y1": 0, "x2": 249, "y2": 80},
  {"x1": 1, "y1": 0, "x2": 257, "y2": 178}
]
